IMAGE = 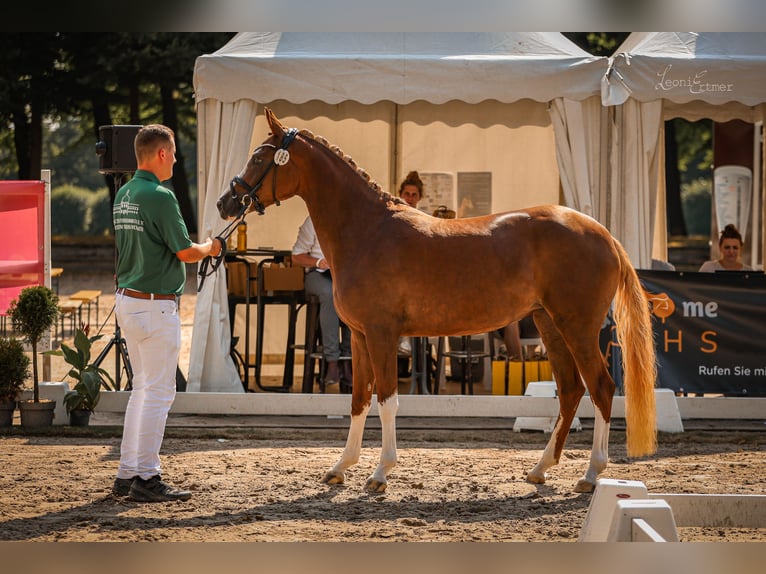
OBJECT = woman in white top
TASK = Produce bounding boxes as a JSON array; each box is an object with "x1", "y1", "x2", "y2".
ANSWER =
[
  {"x1": 699, "y1": 223, "x2": 753, "y2": 272},
  {"x1": 292, "y1": 216, "x2": 352, "y2": 388}
]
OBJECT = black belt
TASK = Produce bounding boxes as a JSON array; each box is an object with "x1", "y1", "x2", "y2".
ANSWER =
[{"x1": 117, "y1": 288, "x2": 177, "y2": 301}]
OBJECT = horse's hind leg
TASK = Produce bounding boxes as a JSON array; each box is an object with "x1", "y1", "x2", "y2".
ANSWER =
[
  {"x1": 322, "y1": 330, "x2": 374, "y2": 485},
  {"x1": 530, "y1": 310, "x2": 616, "y2": 493},
  {"x1": 570, "y1": 347, "x2": 614, "y2": 493},
  {"x1": 525, "y1": 310, "x2": 586, "y2": 486}
]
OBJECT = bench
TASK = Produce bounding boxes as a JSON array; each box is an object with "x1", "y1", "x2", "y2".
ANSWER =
[
  {"x1": 57, "y1": 298, "x2": 83, "y2": 339},
  {"x1": 68, "y1": 290, "x2": 102, "y2": 328}
]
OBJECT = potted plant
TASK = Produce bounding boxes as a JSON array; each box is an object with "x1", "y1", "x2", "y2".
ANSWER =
[
  {"x1": 7, "y1": 285, "x2": 59, "y2": 428},
  {"x1": 0, "y1": 336, "x2": 31, "y2": 427},
  {"x1": 46, "y1": 326, "x2": 115, "y2": 426}
]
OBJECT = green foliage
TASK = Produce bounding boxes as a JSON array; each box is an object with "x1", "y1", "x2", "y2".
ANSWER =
[
  {"x1": 51, "y1": 185, "x2": 112, "y2": 237},
  {"x1": 562, "y1": 33, "x2": 630, "y2": 56},
  {"x1": 47, "y1": 328, "x2": 115, "y2": 414},
  {"x1": 0, "y1": 337, "x2": 30, "y2": 402},
  {"x1": 7, "y1": 286, "x2": 59, "y2": 348},
  {"x1": 51, "y1": 185, "x2": 91, "y2": 235},
  {"x1": 0, "y1": 32, "x2": 235, "y2": 230},
  {"x1": 7, "y1": 286, "x2": 59, "y2": 402},
  {"x1": 674, "y1": 118, "x2": 713, "y2": 184},
  {"x1": 63, "y1": 371, "x2": 103, "y2": 414},
  {"x1": 681, "y1": 178, "x2": 713, "y2": 236},
  {"x1": 87, "y1": 189, "x2": 114, "y2": 235}
]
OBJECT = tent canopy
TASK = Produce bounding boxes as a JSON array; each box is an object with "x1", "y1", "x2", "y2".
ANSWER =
[
  {"x1": 603, "y1": 32, "x2": 766, "y2": 108},
  {"x1": 194, "y1": 32, "x2": 607, "y2": 105}
]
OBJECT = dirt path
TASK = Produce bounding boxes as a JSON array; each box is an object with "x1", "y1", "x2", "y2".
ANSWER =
[{"x1": 1, "y1": 425, "x2": 763, "y2": 542}]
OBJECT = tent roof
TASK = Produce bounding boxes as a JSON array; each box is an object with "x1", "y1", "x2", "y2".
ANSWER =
[
  {"x1": 193, "y1": 32, "x2": 607, "y2": 105},
  {"x1": 603, "y1": 32, "x2": 766, "y2": 106}
]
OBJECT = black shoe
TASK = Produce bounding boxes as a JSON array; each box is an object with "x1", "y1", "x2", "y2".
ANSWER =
[
  {"x1": 324, "y1": 360, "x2": 340, "y2": 386},
  {"x1": 129, "y1": 475, "x2": 192, "y2": 502},
  {"x1": 112, "y1": 476, "x2": 136, "y2": 496}
]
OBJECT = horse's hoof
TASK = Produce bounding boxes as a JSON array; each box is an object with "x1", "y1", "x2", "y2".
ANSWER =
[
  {"x1": 573, "y1": 478, "x2": 595, "y2": 493},
  {"x1": 525, "y1": 471, "x2": 546, "y2": 485},
  {"x1": 364, "y1": 477, "x2": 387, "y2": 493},
  {"x1": 322, "y1": 471, "x2": 345, "y2": 485}
]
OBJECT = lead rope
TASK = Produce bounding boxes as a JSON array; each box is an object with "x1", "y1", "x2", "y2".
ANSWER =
[
  {"x1": 200, "y1": 128, "x2": 299, "y2": 292},
  {"x1": 197, "y1": 214, "x2": 243, "y2": 292}
]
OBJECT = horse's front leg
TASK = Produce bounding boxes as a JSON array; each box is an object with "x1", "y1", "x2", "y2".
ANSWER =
[
  {"x1": 322, "y1": 330, "x2": 374, "y2": 485},
  {"x1": 322, "y1": 403, "x2": 371, "y2": 485},
  {"x1": 366, "y1": 393, "x2": 398, "y2": 492},
  {"x1": 363, "y1": 335, "x2": 400, "y2": 493}
]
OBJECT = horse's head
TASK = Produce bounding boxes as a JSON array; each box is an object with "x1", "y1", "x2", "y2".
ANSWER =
[{"x1": 216, "y1": 108, "x2": 300, "y2": 220}]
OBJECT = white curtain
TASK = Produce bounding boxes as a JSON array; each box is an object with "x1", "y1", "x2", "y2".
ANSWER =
[
  {"x1": 608, "y1": 99, "x2": 664, "y2": 268},
  {"x1": 187, "y1": 99, "x2": 258, "y2": 392},
  {"x1": 549, "y1": 96, "x2": 607, "y2": 221}
]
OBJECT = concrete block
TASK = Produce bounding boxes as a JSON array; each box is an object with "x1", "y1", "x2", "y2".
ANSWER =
[
  {"x1": 579, "y1": 478, "x2": 649, "y2": 541},
  {"x1": 655, "y1": 388, "x2": 684, "y2": 433},
  {"x1": 513, "y1": 381, "x2": 581, "y2": 433},
  {"x1": 606, "y1": 499, "x2": 679, "y2": 542}
]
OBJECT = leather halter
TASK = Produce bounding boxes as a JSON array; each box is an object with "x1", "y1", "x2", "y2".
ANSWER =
[
  {"x1": 227, "y1": 127, "x2": 298, "y2": 216},
  {"x1": 199, "y1": 128, "x2": 298, "y2": 292}
]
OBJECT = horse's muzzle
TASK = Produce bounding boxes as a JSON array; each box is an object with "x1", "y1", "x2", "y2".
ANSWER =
[{"x1": 217, "y1": 197, "x2": 236, "y2": 219}]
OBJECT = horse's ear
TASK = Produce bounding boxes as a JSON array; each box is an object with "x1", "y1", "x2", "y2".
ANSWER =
[{"x1": 265, "y1": 107, "x2": 285, "y2": 135}]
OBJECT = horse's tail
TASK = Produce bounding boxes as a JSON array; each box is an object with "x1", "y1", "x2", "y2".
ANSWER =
[{"x1": 612, "y1": 239, "x2": 657, "y2": 457}]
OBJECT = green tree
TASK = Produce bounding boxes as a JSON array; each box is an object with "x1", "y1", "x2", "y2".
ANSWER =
[
  {"x1": 0, "y1": 32, "x2": 235, "y2": 235},
  {"x1": 0, "y1": 33, "x2": 66, "y2": 180}
]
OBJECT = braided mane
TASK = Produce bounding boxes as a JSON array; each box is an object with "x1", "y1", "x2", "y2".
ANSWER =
[{"x1": 298, "y1": 128, "x2": 406, "y2": 206}]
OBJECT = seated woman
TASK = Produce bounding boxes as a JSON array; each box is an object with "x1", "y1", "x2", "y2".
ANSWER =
[
  {"x1": 292, "y1": 215, "x2": 352, "y2": 388},
  {"x1": 699, "y1": 224, "x2": 753, "y2": 272}
]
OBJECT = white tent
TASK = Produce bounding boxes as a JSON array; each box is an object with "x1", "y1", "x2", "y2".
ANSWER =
[
  {"x1": 601, "y1": 32, "x2": 766, "y2": 268},
  {"x1": 189, "y1": 32, "x2": 608, "y2": 391}
]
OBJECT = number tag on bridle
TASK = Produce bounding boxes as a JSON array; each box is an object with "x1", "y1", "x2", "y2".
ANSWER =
[{"x1": 274, "y1": 148, "x2": 290, "y2": 166}]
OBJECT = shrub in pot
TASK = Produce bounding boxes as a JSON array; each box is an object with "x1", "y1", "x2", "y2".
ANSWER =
[
  {"x1": 0, "y1": 336, "x2": 31, "y2": 427},
  {"x1": 46, "y1": 327, "x2": 114, "y2": 426},
  {"x1": 7, "y1": 285, "x2": 59, "y2": 427}
]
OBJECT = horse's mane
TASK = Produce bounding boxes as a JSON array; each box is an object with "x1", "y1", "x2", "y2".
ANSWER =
[{"x1": 298, "y1": 128, "x2": 406, "y2": 207}]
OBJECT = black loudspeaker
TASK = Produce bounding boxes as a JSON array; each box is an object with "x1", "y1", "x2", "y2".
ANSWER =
[{"x1": 95, "y1": 125, "x2": 142, "y2": 174}]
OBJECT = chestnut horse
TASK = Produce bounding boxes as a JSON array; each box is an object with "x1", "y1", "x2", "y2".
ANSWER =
[{"x1": 217, "y1": 108, "x2": 657, "y2": 493}]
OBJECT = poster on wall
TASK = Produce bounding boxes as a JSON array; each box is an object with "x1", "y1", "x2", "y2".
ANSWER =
[
  {"x1": 457, "y1": 172, "x2": 492, "y2": 217},
  {"x1": 418, "y1": 172, "x2": 455, "y2": 216}
]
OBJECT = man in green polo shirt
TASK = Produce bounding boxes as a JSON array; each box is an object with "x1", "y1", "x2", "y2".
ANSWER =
[{"x1": 111, "y1": 124, "x2": 223, "y2": 503}]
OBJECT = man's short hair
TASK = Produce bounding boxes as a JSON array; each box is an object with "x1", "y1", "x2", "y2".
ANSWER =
[{"x1": 134, "y1": 124, "x2": 175, "y2": 161}]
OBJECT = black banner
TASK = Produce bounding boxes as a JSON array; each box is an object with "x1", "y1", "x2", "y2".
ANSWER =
[{"x1": 635, "y1": 270, "x2": 766, "y2": 396}]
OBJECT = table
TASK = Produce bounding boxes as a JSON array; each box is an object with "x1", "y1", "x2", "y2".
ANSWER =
[
  {"x1": 68, "y1": 289, "x2": 102, "y2": 327},
  {"x1": 225, "y1": 249, "x2": 305, "y2": 392},
  {"x1": 51, "y1": 267, "x2": 63, "y2": 295}
]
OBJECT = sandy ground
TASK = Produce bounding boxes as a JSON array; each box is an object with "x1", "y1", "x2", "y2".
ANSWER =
[
  {"x1": 1, "y1": 422, "x2": 764, "y2": 542},
  {"x1": 3, "y1": 270, "x2": 764, "y2": 543}
]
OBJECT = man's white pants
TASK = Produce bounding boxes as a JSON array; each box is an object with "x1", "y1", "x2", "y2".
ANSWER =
[{"x1": 115, "y1": 294, "x2": 180, "y2": 480}]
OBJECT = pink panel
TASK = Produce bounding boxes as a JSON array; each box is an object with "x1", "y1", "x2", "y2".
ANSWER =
[{"x1": 0, "y1": 181, "x2": 45, "y2": 315}]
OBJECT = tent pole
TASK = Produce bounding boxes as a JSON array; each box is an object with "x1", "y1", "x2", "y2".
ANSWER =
[{"x1": 391, "y1": 104, "x2": 400, "y2": 193}]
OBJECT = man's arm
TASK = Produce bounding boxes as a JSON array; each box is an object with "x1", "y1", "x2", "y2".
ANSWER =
[{"x1": 176, "y1": 237, "x2": 223, "y2": 263}]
